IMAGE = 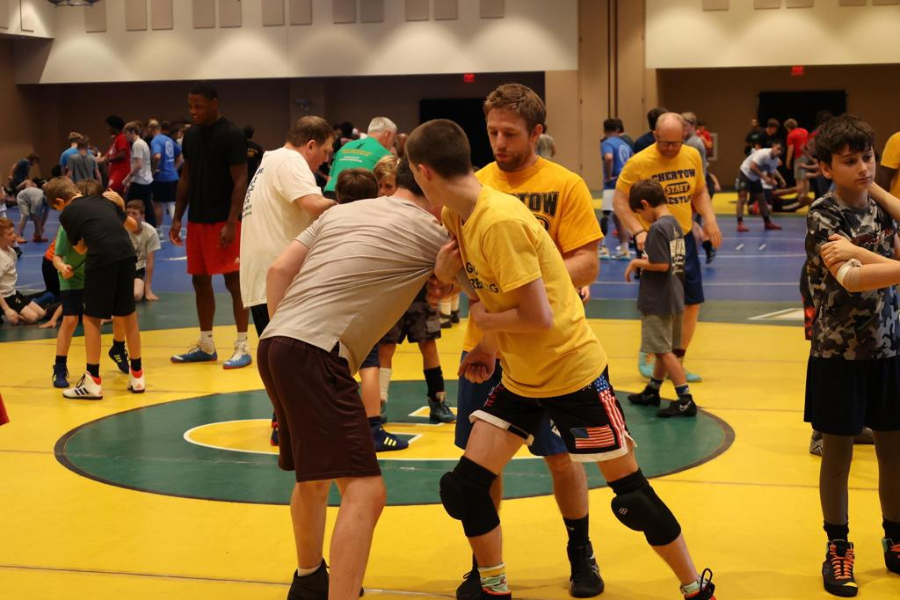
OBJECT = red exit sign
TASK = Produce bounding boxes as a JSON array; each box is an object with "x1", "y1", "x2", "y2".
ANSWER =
[
  {"x1": 463, "y1": 73, "x2": 476, "y2": 83},
  {"x1": 791, "y1": 65, "x2": 805, "y2": 77}
]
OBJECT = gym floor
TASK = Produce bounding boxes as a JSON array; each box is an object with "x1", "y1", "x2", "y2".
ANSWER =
[{"x1": 1, "y1": 194, "x2": 897, "y2": 599}]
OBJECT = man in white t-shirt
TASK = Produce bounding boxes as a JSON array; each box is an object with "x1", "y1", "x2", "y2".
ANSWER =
[
  {"x1": 123, "y1": 121, "x2": 157, "y2": 228},
  {"x1": 736, "y1": 141, "x2": 785, "y2": 232},
  {"x1": 240, "y1": 116, "x2": 335, "y2": 336}
]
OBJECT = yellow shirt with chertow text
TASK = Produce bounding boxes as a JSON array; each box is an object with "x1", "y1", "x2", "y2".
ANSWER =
[
  {"x1": 460, "y1": 158, "x2": 603, "y2": 351},
  {"x1": 616, "y1": 144, "x2": 705, "y2": 234},
  {"x1": 880, "y1": 131, "x2": 900, "y2": 199},
  {"x1": 443, "y1": 186, "x2": 606, "y2": 398}
]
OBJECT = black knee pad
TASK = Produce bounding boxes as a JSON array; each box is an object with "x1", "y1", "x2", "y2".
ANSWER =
[
  {"x1": 600, "y1": 211, "x2": 610, "y2": 235},
  {"x1": 439, "y1": 456, "x2": 499, "y2": 538},
  {"x1": 609, "y1": 470, "x2": 681, "y2": 546}
]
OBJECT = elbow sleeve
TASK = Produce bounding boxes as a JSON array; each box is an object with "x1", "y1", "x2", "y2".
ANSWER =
[{"x1": 835, "y1": 259, "x2": 862, "y2": 290}]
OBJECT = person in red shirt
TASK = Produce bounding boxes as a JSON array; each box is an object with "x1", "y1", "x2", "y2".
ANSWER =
[
  {"x1": 785, "y1": 118, "x2": 813, "y2": 206},
  {"x1": 97, "y1": 116, "x2": 130, "y2": 194},
  {"x1": 696, "y1": 119, "x2": 714, "y2": 157}
]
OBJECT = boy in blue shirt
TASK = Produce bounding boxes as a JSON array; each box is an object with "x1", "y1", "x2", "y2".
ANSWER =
[
  {"x1": 149, "y1": 120, "x2": 183, "y2": 228},
  {"x1": 601, "y1": 118, "x2": 633, "y2": 260}
]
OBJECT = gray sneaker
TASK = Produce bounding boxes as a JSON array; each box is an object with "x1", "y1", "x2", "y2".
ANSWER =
[{"x1": 810, "y1": 430, "x2": 823, "y2": 456}]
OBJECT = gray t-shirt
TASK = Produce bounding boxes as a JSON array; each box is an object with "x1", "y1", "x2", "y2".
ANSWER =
[
  {"x1": 129, "y1": 221, "x2": 161, "y2": 270},
  {"x1": 685, "y1": 134, "x2": 708, "y2": 172},
  {"x1": 68, "y1": 153, "x2": 97, "y2": 183},
  {"x1": 638, "y1": 214, "x2": 685, "y2": 315},
  {"x1": 131, "y1": 138, "x2": 153, "y2": 185},
  {"x1": 261, "y1": 196, "x2": 448, "y2": 374},
  {"x1": 805, "y1": 193, "x2": 899, "y2": 359}
]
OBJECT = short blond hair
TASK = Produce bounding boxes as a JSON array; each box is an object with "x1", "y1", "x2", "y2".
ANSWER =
[
  {"x1": 0, "y1": 217, "x2": 14, "y2": 234},
  {"x1": 123, "y1": 121, "x2": 142, "y2": 135},
  {"x1": 373, "y1": 155, "x2": 400, "y2": 183},
  {"x1": 43, "y1": 176, "x2": 79, "y2": 206}
]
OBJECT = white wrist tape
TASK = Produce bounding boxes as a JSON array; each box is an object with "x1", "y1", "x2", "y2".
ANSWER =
[{"x1": 836, "y1": 259, "x2": 862, "y2": 289}]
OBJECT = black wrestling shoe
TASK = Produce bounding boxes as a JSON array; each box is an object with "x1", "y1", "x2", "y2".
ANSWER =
[
  {"x1": 568, "y1": 542, "x2": 604, "y2": 597},
  {"x1": 288, "y1": 561, "x2": 328, "y2": 600}
]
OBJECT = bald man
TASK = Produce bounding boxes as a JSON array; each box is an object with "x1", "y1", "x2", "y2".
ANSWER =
[{"x1": 613, "y1": 113, "x2": 722, "y2": 382}]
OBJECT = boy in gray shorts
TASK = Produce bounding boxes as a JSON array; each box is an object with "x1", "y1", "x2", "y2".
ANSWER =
[{"x1": 624, "y1": 180, "x2": 698, "y2": 418}]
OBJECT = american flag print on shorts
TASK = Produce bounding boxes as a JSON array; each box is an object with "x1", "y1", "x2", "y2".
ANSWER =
[{"x1": 571, "y1": 425, "x2": 617, "y2": 449}]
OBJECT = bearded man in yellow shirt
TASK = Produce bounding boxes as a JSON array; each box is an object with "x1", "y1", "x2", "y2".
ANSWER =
[
  {"x1": 453, "y1": 84, "x2": 605, "y2": 599},
  {"x1": 410, "y1": 119, "x2": 716, "y2": 600},
  {"x1": 613, "y1": 113, "x2": 722, "y2": 382}
]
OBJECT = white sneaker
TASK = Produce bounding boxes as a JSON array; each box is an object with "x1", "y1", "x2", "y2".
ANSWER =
[
  {"x1": 128, "y1": 369, "x2": 146, "y2": 394},
  {"x1": 223, "y1": 341, "x2": 252, "y2": 370},
  {"x1": 598, "y1": 246, "x2": 612, "y2": 261},
  {"x1": 63, "y1": 372, "x2": 103, "y2": 400},
  {"x1": 615, "y1": 244, "x2": 631, "y2": 260}
]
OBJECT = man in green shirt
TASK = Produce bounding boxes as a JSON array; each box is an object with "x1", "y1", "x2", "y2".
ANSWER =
[{"x1": 323, "y1": 117, "x2": 397, "y2": 197}]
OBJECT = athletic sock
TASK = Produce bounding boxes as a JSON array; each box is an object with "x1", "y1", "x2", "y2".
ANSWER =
[
  {"x1": 296, "y1": 562, "x2": 320, "y2": 577},
  {"x1": 424, "y1": 366, "x2": 445, "y2": 400},
  {"x1": 675, "y1": 384, "x2": 691, "y2": 399},
  {"x1": 379, "y1": 367, "x2": 392, "y2": 403},
  {"x1": 681, "y1": 578, "x2": 702, "y2": 596},
  {"x1": 824, "y1": 521, "x2": 850, "y2": 542},
  {"x1": 648, "y1": 377, "x2": 663, "y2": 391},
  {"x1": 478, "y1": 563, "x2": 509, "y2": 594},
  {"x1": 111, "y1": 339, "x2": 126, "y2": 353},
  {"x1": 86, "y1": 363, "x2": 100, "y2": 379},
  {"x1": 763, "y1": 215, "x2": 772, "y2": 224},
  {"x1": 368, "y1": 416, "x2": 382, "y2": 429},
  {"x1": 884, "y1": 518, "x2": 900, "y2": 541},
  {"x1": 737, "y1": 216, "x2": 743, "y2": 223},
  {"x1": 673, "y1": 348, "x2": 686, "y2": 359},
  {"x1": 55, "y1": 355, "x2": 67, "y2": 367},
  {"x1": 564, "y1": 515, "x2": 590, "y2": 548},
  {"x1": 702, "y1": 239, "x2": 713, "y2": 254},
  {"x1": 235, "y1": 332, "x2": 248, "y2": 345},
  {"x1": 200, "y1": 331, "x2": 215, "y2": 353},
  {"x1": 130, "y1": 358, "x2": 142, "y2": 373}
]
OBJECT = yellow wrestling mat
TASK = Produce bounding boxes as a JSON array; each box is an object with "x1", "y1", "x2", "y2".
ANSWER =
[{"x1": 1, "y1": 317, "x2": 898, "y2": 599}]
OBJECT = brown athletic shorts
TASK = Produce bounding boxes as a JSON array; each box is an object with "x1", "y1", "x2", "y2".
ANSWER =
[{"x1": 257, "y1": 336, "x2": 381, "y2": 482}]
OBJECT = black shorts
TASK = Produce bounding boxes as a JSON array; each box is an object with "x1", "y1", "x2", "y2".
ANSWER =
[
  {"x1": 60, "y1": 289, "x2": 84, "y2": 317},
  {"x1": 250, "y1": 304, "x2": 270, "y2": 338},
  {"x1": 360, "y1": 345, "x2": 379, "y2": 370},
  {"x1": 739, "y1": 172, "x2": 764, "y2": 194},
  {"x1": 381, "y1": 300, "x2": 441, "y2": 344},
  {"x1": 135, "y1": 268, "x2": 146, "y2": 281},
  {"x1": 683, "y1": 234, "x2": 704, "y2": 305},
  {"x1": 258, "y1": 336, "x2": 381, "y2": 482},
  {"x1": 152, "y1": 180, "x2": 178, "y2": 204},
  {"x1": 805, "y1": 355, "x2": 900, "y2": 435},
  {"x1": 83, "y1": 258, "x2": 137, "y2": 319},
  {"x1": 472, "y1": 370, "x2": 632, "y2": 462},
  {"x1": 3, "y1": 292, "x2": 29, "y2": 314}
]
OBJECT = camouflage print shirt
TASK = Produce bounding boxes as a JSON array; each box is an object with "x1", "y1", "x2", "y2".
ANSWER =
[{"x1": 805, "y1": 192, "x2": 900, "y2": 360}]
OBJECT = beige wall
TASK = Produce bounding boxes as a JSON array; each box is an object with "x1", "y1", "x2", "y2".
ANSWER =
[
  {"x1": 657, "y1": 64, "x2": 900, "y2": 185},
  {"x1": 647, "y1": 0, "x2": 900, "y2": 69},
  {"x1": 22, "y1": 0, "x2": 577, "y2": 84}
]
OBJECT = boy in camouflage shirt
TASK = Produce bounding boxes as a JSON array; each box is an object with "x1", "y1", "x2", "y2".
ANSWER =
[{"x1": 804, "y1": 115, "x2": 900, "y2": 597}]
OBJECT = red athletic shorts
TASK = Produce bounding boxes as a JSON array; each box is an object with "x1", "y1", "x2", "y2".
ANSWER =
[{"x1": 186, "y1": 221, "x2": 241, "y2": 276}]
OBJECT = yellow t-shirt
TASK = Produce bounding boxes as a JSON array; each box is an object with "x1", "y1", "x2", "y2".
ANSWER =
[
  {"x1": 880, "y1": 131, "x2": 900, "y2": 199},
  {"x1": 460, "y1": 158, "x2": 603, "y2": 351},
  {"x1": 616, "y1": 144, "x2": 705, "y2": 234},
  {"x1": 443, "y1": 186, "x2": 607, "y2": 398}
]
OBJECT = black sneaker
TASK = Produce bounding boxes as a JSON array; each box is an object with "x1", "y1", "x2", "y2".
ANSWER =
[
  {"x1": 108, "y1": 344, "x2": 129, "y2": 374},
  {"x1": 451, "y1": 309, "x2": 461, "y2": 324},
  {"x1": 657, "y1": 397, "x2": 697, "y2": 418},
  {"x1": 822, "y1": 540, "x2": 858, "y2": 597},
  {"x1": 457, "y1": 564, "x2": 482, "y2": 600},
  {"x1": 627, "y1": 388, "x2": 660, "y2": 407},
  {"x1": 428, "y1": 392, "x2": 456, "y2": 423},
  {"x1": 884, "y1": 537, "x2": 900, "y2": 574},
  {"x1": 288, "y1": 561, "x2": 328, "y2": 600},
  {"x1": 567, "y1": 542, "x2": 604, "y2": 597},
  {"x1": 681, "y1": 568, "x2": 716, "y2": 599}
]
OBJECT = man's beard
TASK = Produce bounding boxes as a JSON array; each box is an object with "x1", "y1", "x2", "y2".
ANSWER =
[{"x1": 495, "y1": 151, "x2": 528, "y2": 172}]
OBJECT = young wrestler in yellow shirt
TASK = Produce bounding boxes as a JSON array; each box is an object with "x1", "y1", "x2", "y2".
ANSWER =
[{"x1": 408, "y1": 118, "x2": 716, "y2": 600}]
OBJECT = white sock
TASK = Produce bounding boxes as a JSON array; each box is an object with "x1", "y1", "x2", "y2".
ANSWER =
[
  {"x1": 296, "y1": 563, "x2": 320, "y2": 578},
  {"x1": 451, "y1": 295, "x2": 460, "y2": 311},
  {"x1": 236, "y1": 332, "x2": 248, "y2": 345},
  {"x1": 200, "y1": 331, "x2": 215, "y2": 353},
  {"x1": 379, "y1": 367, "x2": 392, "y2": 402},
  {"x1": 440, "y1": 299, "x2": 451, "y2": 315}
]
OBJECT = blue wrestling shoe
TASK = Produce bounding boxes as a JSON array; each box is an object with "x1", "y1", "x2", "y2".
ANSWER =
[{"x1": 171, "y1": 342, "x2": 218, "y2": 364}]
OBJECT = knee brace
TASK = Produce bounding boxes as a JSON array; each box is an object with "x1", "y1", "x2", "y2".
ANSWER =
[
  {"x1": 440, "y1": 456, "x2": 499, "y2": 538},
  {"x1": 609, "y1": 470, "x2": 681, "y2": 546}
]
